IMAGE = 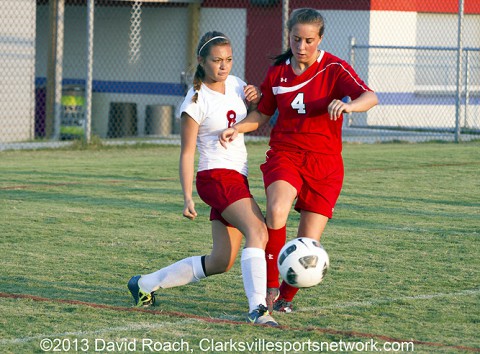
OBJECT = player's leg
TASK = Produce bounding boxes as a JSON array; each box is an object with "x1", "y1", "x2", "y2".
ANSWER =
[
  {"x1": 297, "y1": 210, "x2": 329, "y2": 241},
  {"x1": 206, "y1": 220, "x2": 243, "y2": 275},
  {"x1": 221, "y1": 197, "x2": 267, "y2": 249},
  {"x1": 128, "y1": 253, "x2": 208, "y2": 307},
  {"x1": 260, "y1": 149, "x2": 303, "y2": 311},
  {"x1": 222, "y1": 198, "x2": 268, "y2": 309},
  {"x1": 208, "y1": 172, "x2": 268, "y2": 312},
  {"x1": 128, "y1": 220, "x2": 242, "y2": 307},
  {"x1": 275, "y1": 153, "x2": 343, "y2": 312},
  {"x1": 221, "y1": 198, "x2": 278, "y2": 326},
  {"x1": 265, "y1": 180, "x2": 297, "y2": 230},
  {"x1": 264, "y1": 180, "x2": 297, "y2": 311}
]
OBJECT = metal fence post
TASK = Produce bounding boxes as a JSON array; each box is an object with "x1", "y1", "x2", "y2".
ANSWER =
[
  {"x1": 85, "y1": 0, "x2": 94, "y2": 143},
  {"x1": 282, "y1": 0, "x2": 289, "y2": 52},
  {"x1": 54, "y1": 0, "x2": 65, "y2": 140},
  {"x1": 349, "y1": 36, "x2": 356, "y2": 68},
  {"x1": 45, "y1": 0, "x2": 65, "y2": 140},
  {"x1": 454, "y1": 0, "x2": 465, "y2": 143},
  {"x1": 463, "y1": 50, "x2": 469, "y2": 130}
]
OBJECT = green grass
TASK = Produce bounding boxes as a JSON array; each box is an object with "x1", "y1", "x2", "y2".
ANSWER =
[{"x1": 1, "y1": 142, "x2": 479, "y2": 353}]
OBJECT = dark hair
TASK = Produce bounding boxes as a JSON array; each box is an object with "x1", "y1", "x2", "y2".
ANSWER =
[
  {"x1": 272, "y1": 8, "x2": 325, "y2": 66},
  {"x1": 192, "y1": 31, "x2": 231, "y2": 103}
]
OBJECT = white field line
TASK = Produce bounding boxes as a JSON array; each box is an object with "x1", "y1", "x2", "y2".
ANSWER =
[
  {"x1": 0, "y1": 319, "x2": 197, "y2": 345},
  {"x1": 298, "y1": 288, "x2": 480, "y2": 312}
]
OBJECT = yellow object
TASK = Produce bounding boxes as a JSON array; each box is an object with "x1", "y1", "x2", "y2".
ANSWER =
[{"x1": 61, "y1": 95, "x2": 85, "y2": 107}]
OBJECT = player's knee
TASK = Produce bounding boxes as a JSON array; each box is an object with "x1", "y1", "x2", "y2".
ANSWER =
[
  {"x1": 266, "y1": 204, "x2": 289, "y2": 229},
  {"x1": 244, "y1": 223, "x2": 268, "y2": 248}
]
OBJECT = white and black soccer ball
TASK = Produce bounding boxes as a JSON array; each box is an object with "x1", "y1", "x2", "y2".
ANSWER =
[{"x1": 277, "y1": 237, "x2": 329, "y2": 288}]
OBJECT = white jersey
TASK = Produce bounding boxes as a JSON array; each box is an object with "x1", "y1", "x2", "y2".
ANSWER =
[{"x1": 179, "y1": 75, "x2": 249, "y2": 176}]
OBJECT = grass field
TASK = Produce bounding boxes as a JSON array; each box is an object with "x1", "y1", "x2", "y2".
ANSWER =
[{"x1": 0, "y1": 141, "x2": 479, "y2": 353}]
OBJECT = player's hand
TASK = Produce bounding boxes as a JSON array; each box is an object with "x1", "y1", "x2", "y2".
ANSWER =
[
  {"x1": 183, "y1": 199, "x2": 197, "y2": 220},
  {"x1": 328, "y1": 99, "x2": 352, "y2": 120},
  {"x1": 244, "y1": 85, "x2": 261, "y2": 105},
  {"x1": 219, "y1": 127, "x2": 238, "y2": 149}
]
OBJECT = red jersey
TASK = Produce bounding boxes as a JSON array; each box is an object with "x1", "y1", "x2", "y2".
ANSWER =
[{"x1": 257, "y1": 51, "x2": 373, "y2": 154}]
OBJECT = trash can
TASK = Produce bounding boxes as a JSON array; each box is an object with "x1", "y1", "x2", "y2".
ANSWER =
[
  {"x1": 35, "y1": 86, "x2": 47, "y2": 138},
  {"x1": 145, "y1": 105, "x2": 173, "y2": 136},
  {"x1": 61, "y1": 85, "x2": 85, "y2": 140},
  {"x1": 107, "y1": 102, "x2": 138, "y2": 138}
]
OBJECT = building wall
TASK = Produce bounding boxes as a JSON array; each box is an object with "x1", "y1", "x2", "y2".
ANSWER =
[
  {"x1": 35, "y1": 5, "x2": 246, "y2": 137},
  {"x1": 28, "y1": 1, "x2": 480, "y2": 141},
  {"x1": 1, "y1": 0, "x2": 36, "y2": 143},
  {"x1": 365, "y1": 8, "x2": 479, "y2": 128}
]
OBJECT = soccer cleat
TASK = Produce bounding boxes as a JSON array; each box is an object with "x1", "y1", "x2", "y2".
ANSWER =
[
  {"x1": 247, "y1": 304, "x2": 279, "y2": 326},
  {"x1": 128, "y1": 275, "x2": 156, "y2": 307},
  {"x1": 273, "y1": 298, "x2": 293, "y2": 313},
  {"x1": 266, "y1": 287, "x2": 280, "y2": 313}
]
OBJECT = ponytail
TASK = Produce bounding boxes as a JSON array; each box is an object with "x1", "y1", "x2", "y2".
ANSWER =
[
  {"x1": 272, "y1": 48, "x2": 293, "y2": 66},
  {"x1": 191, "y1": 64, "x2": 204, "y2": 103}
]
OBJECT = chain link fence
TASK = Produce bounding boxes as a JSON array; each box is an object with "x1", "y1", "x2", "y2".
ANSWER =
[{"x1": 1, "y1": 0, "x2": 479, "y2": 150}]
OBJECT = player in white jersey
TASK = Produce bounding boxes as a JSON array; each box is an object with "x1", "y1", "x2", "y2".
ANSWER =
[
  {"x1": 128, "y1": 32, "x2": 278, "y2": 326},
  {"x1": 181, "y1": 74, "x2": 249, "y2": 176}
]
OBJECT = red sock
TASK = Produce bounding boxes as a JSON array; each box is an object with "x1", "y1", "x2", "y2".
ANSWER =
[
  {"x1": 265, "y1": 226, "x2": 287, "y2": 288},
  {"x1": 279, "y1": 281, "x2": 300, "y2": 302}
]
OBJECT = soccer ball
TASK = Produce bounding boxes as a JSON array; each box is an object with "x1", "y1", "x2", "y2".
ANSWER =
[{"x1": 277, "y1": 237, "x2": 329, "y2": 288}]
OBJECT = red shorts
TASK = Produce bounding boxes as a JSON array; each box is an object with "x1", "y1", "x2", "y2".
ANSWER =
[
  {"x1": 260, "y1": 148, "x2": 344, "y2": 218},
  {"x1": 196, "y1": 169, "x2": 253, "y2": 226}
]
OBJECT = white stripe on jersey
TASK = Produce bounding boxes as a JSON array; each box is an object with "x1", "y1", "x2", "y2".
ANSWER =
[{"x1": 272, "y1": 61, "x2": 370, "y2": 95}]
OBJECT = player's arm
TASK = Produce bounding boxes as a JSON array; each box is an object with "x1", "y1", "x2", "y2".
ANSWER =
[
  {"x1": 328, "y1": 91, "x2": 378, "y2": 121},
  {"x1": 179, "y1": 112, "x2": 199, "y2": 220},
  {"x1": 219, "y1": 110, "x2": 271, "y2": 149}
]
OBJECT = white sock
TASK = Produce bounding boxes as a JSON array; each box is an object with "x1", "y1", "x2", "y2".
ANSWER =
[
  {"x1": 138, "y1": 256, "x2": 206, "y2": 293},
  {"x1": 241, "y1": 247, "x2": 267, "y2": 312}
]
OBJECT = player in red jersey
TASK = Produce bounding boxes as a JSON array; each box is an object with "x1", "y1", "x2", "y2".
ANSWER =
[{"x1": 220, "y1": 8, "x2": 378, "y2": 313}]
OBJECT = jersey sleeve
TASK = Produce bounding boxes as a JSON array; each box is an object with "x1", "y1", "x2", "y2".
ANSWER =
[
  {"x1": 334, "y1": 60, "x2": 373, "y2": 101},
  {"x1": 179, "y1": 88, "x2": 205, "y2": 125},
  {"x1": 257, "y1": 66, "x2": 277, "y2": 117}
]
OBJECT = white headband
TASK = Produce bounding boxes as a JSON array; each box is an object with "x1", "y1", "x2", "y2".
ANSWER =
[{"x1": 198, "y1": 36, "x2": 228, "y2": 56}]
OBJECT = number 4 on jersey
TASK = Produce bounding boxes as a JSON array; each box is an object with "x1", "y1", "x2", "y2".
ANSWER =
[{"x1": 291, "y1": 93, "x2": 306, "y2": 114}]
